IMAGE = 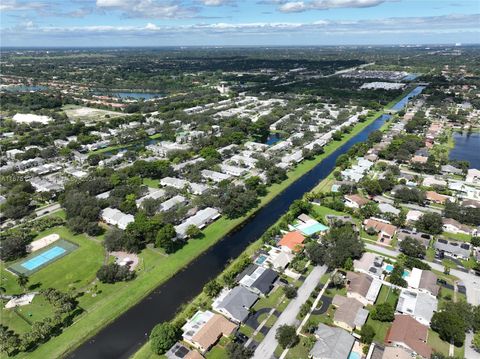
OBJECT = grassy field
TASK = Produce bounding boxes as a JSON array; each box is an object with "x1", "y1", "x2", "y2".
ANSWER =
[{"x1": 63, "y1": 104, "x2": 125, "y2": 122}]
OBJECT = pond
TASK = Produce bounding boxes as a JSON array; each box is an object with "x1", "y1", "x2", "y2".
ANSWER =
[
  {"x1": 449, "y1": 132, "x2": 480, "y2": 169},
  {"x1": 0, "y1": 84, "x2": 48, "y2": 92},
  {"x1": 93, "y1": 91, "x2": 164, "y2": 100}
]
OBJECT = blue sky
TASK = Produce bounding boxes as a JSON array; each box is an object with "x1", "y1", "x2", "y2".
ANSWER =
[{"x1": 1, "y1": 0, "x2": 479, "y2": 46}]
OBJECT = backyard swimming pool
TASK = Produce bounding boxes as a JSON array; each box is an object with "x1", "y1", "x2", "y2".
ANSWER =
[
  {"x1": 255, "y1": 254, "x2": 267, "y2": 265},
  {"x1": 21, "y1": 246, "x2": 66, "y2": 270},
  {"x1": 348, "y1": 351, "x2": 361, "y2": 359},
  {"x1": 384, "y1": 264, "x2": 409, "y2": 278}
]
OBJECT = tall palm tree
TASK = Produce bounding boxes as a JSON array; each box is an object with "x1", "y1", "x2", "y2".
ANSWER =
[{"x1": 16, "y1": 274, "x2": 29, "y2": 292}]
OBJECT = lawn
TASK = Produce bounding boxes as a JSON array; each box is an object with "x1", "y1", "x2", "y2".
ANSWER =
[
  {"x1": 253, "y1": 286, "x2": 284, "y2": 311},
  {"x1": 375, "y1": 285, "x2": 399, "y2": 306},
  {"x1": 427, "y1": 329, "x2": 451, "y2": 356},
  {"x1": 285, "y1": 335, "x2": 314, "y2": 359},
  {"x1": 366, "y1": 317, "x2": 391, "y2": 343},
  {"x1": 442, "y1": 231, "x2": 472, "y2": 243}
]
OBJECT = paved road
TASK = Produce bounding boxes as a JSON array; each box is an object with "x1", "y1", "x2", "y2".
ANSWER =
[
  {"x1": 35, "y1": 203, "x2": 61, "y2": 217},
  {"x1": 464, "y1": 332, "x2": 479, "y2": 359},
  {"x1": 365, "y1": 243, "x2": 480, "y2": 306},
  {"x1": 373, "y1": 195, "x2": 442, "y2": 214},
  {"x1": 252, "y1": 266, "x2": 327, "y2": 359}
]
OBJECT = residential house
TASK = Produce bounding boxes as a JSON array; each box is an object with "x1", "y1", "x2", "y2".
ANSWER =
[
  {"x1": 165, "y1": 343, "x2": 203, "y2": 359},
  {"x1": 410, "y1": 155, "x2": 428, "y2": 164},
  {"x1": 175, "y1": 207, "x2": 220, "y2": 238},
  {"x1": 201, "y1": 169, "x2": 232, "y2": 183},
  {"x1": 397, "y1": 229, "x2": 430, "y2": 249},
  {"x1": 396, "y1": 289, "x2": 437, "y2": 325},
  {"x1": 264, "y1": 247, "x2": 294, "y2": 271},
  {"x1": 332, "y1": 295, "x2": 369, "y2": 331},
  {"x1": 278, "y1": 231, "x2": 306, "y2": 253},
  {"x1": 363, "y1": 218, "x2": 397, "y2": 245},
  {"x1": 442, "y1": 218, "x2": 472, "y2": 235},
  {"x1": 425, "y1": 191, "x2": 449, "y2": 205},
  {"x1": 406, "y1": 210, "x2": 423, "y2": 224},
  {"x1": 237, "y1": 264, "x2": 278, "y2": 296},
  {"x1": 382, "y1": 347, "x2": 412, "y2": 359},
  {"x1": 212, "y1": 286, "x2": 258, "y2": 323},
  {"x1": 181, "y1": 310, "x2": 237, "y2": 354},
  {"x1": 378, "y1": 203, "x2": 401, "y2": 216},
  {"x1": 353, "y1": 252, "x2": 385, "y2": 278},
  {"x1": 160, "y1": 195, "x2": 187, "y2": 212},
  {"x1": 466, "y1": 168, "x2": 480, "y2": 184},
  {"x1": 346, "y1": 271, "x2": 382, "y2": 305},
  {"x1": 441, "y1": 164, "x2": 462, "y2": 175},
  {"x1": 101, "y1": 207, "x2": 134, "y2": 230},
  {"x1": 385, "y1": 315, "x2": 432, "y2": 358},
  {"x1": 422, "y1": 177, "x2": 447, "y2": 188},
  {"x1": 344, "y1": 194, "x2": 370, "y2": 209},
  {"x1": 405, "y1": 268, "x2": 439, "y2": 296},
  {"x1": 135, "y1": 188, "x2": 166, "y2": 208},
  {"x1": 309, "y1": 324, "x2": 355, "y2": 359}
]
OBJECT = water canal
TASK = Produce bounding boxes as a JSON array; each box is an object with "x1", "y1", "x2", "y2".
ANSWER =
[{"x1": 71, "y1": 87, "x2": 424, "y2": 359}]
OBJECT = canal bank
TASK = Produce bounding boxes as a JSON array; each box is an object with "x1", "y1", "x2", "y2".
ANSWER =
[{"x1": 68, "y1": 114, "x2": 392, "y2": 359}]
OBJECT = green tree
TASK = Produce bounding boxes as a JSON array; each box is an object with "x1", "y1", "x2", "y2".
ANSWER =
[
  {"x1": 473, "y1": 331, "x2": 480, "y2": 352},
  {"x1": 204, "y1": 279, "x2": 223, "y2": 298},
  {"x1": 431, "y1": 310, "x2": 467, "y2": 346},
  {"x1": 186, "y1": 224, "x2": 202, "y2": 239},
  {"x1": 399, "y1": 237, "x2": 426, "y2": 258},
  {"x1": 16, "y1": 274, "x2": 29, "y2": 292},
  {"x1": 416, "y1": 212, "x2": 443, "y2": 235},
  {"x1": 283, "y1": 285, "x2": 297, "y2": 299},
  {"x1": 150, "y1": 322, "x2": 180, "y2": 355},
  {"x1": 371, "y1": 303, "x2": 395, "y2": 322},
  {"x1": 155, "y1": 224, "x2": 177, "y2": 253},
  {"x1": 226, "y1": 342, "x2": 254, "y2": 359},
  {"x1": 276, "y1": 325, "x2": 299, "y2": 349},
  {"x1": 360, "y1": 324, "x2": 375, "y2": 345}
]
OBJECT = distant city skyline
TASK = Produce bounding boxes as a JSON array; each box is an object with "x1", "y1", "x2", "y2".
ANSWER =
[{"x1": 1, "y1": 0, "x2": 479, "y2": 47}]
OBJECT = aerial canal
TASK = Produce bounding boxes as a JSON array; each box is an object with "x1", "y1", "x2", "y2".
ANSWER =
[{"x1": 70, "y1": 89, "x2": 424, "y2": 359}]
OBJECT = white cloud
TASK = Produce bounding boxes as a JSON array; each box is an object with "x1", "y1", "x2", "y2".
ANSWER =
[
  {"x1": 279, "y1": 0, "x2": 389, "y2": 12},
  {"x1": 95, "y1": 0, "x2": 198, "y2": 18},
  {"x1": 145, "y1": 22, "x2": 159, "y2": 30},
  {"x1": 0, "y1": 0, "x2": 49, "y2": 12},
  {"x1": 201, "y1": 0, "x2": 229, "y2": 5}
]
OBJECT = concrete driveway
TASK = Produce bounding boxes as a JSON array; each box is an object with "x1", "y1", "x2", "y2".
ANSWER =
[{"x1": 252, "y1": 265, "x2": 327, "y2": 359}]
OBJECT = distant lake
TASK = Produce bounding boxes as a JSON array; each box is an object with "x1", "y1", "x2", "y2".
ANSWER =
[
  {"x1": 449, "y1": 132, "x2": 480, "y2": 169},
  {"x1": 391, "y1": 85, "x2": 425, "y2": 111},
  {"x1": 402, "y1": 74, "x2": 419, "y2": 81},
  {"x1": 93, "y1": 91, "x2": 163, "y2": 100},
  {"x1": 0, "y1": 84, "x2": 47, "y2": 92}
]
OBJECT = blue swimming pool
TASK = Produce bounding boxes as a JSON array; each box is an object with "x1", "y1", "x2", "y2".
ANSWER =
[
  {"x1": 21, "y1": 246, "x2": 66, "y2": 270},
  {"x1": 295, "y1": 222, "x2": 329, "y2": 236},
  {"x1": 255, "y1": 255, "x2": 267, "y2": 265},
  {"x1": 348, "y1": 352, "x2": 361, "y2": 359},
  {"x1": 384, "y1": 264, "x2": 409, "y2": 277}
]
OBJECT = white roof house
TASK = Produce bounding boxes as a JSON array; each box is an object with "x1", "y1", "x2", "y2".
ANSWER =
[
  {"x1": 201, "y1": 169, "x2": 232, "y2": 183},
  {"x1": 160, "y1": 195, "x2": 187, "y2": 212},
  {"x1": 466, "y1": 169, "x2": 480, "y2": 185},
  {"x1": 396, "y1": 289, "x2": 437, "y2": 326},
  {"x1": 160, "y1": 177, "x2": 188, "y2": 190},
  {"x1": 101, "y1": 207, "x2": 134, "y2": 230},
  {"x1": 135, "y1": 188, "x2": 166, "y2": 208},
  {"x1": 175, "y1": 207, "x2": 220, "y2": 238},
  {"x1": 220, "y1": 164, "x2": 247, "y2": 177}
]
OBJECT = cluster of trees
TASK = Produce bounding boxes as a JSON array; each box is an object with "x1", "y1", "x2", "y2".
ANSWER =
[
  {"x1": 399, "y1": 237, "x2": 426, "y2": 258},
  {"x1": 388, "y1": 263, "x2": 407, "y2": 287},
  {"x1": 393, "y1": 187, "x2": 425, "y2": 204},
  {"x1": 149, "y1": 322, "x2": 181, "y2": 355},
  {"x1": 200, "y1": 182, "x2": 259, "y2": 219},
  {"x1": 0, "y1": 180, "x2": 35, "y2": 220},
  {"x1": 405, "y1": 111, "x2": 429, "y2": 133},
  {"x1": 96, "y1": 263, "x2": 135, "y2": 284},
  {"x1": 431, "y1": 301, "x2": 480, "y2": 347},
  {"x1": 379, "y1": 134, "x2": 423, "y2": 162},
  {"x1": 416, "y1": 212, "x2": 444, "y2": 235},
  {"x1": 1, "y1": 288, "x2": 79, "y2": 356},
  {"x1": 305, "y1": 223, "x2": 364, "y2": 270},
  {"x1": 444, "y1": 201, "x2": 480, "y2": 226},
  {"x1": 61, "y1": 189, "x2": 102, "y2": 236}
]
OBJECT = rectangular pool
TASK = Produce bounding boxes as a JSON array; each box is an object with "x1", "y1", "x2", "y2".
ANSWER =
[{"x1": 21, "y1": 246, "x2": 66, "y2": 270}]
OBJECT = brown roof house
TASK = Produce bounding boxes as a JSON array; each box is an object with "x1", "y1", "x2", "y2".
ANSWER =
[
  {"x1": 385, "y1": 315, "x2": 432, "y2": 359},
  {"x1": 346, "y1": 271, "x2": 382, "y2": 306},
  {"x1": 332, "y1": 295, "x2": 369, "y2": 332},
  {"x1": 363, "y1": 218, "x2": 398, "y2": 245},
  {"x1": 344, "y1": 194, "x2": 370, "y2": 209},
  {"x1": 425, "y1": 191, "x2": 449, "y2": 205},
  {"x1": 182, "y1": 310, "x2": 237, "y2": 354}
]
